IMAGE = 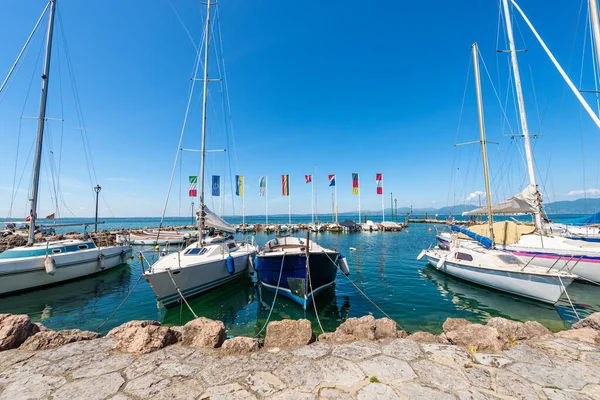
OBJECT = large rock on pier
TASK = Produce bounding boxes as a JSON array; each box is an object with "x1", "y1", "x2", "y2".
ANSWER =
[
  {"x1": 486, "y1": 317, "x2": 551, "y2": 341},
  {"x1": 406, "y1": 331, "x2": 449, "y2": 344},
  {"x1": 555, "y1": 328, "x2": 600, "y2": 345},
  {"x1": 107, "y1": 320, "x2": 178, "y2": 354},
  {"x1": 318, "y1": 316, "x2": 398, "y2": 343},
  {"x1": 0, "y1": 313, "x2": 40, "y2": 351},
  {"x1": 182, "y1": 317, "x2": 226, "y2": 348},
  {"x1": 442, "y1": 318, "x2": 471, "y2": 334},
  {"x1": 264, "y1": 319, "x2": 314, "y2": 348},
  {"x1": 19, "y1": 329, "x2": 100, "y2": 350},
  {"x1": 0, "y1": 234, "x2": 27, "y2": 252},
  {"x1": 445, "y1": 324, "x2": 504, "y2": 352},
  {"x1": 221, "y1": 337, "x2": 260, "y2": 354},
  {"x1": 572, "y1": 312, "x2": 600, "y2": 331}
]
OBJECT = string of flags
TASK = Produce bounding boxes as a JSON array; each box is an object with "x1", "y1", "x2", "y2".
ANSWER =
[{"x1": 188, "y1": 173, "x2": 386, "y2": 197}]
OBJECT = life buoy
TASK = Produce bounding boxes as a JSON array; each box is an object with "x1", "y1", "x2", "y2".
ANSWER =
[
  {"x1": 338, "y1": 254, "x2": 350, "y2": 276},
  {"x1": 227, "y1": 255, "x2": 235, "y2": 275},
  {"x1": 44, "y1": 256, "x2": 56, "y2": 276}
]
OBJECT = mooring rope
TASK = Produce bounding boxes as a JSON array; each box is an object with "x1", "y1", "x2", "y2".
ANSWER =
[
  {"x1": 306, "y1": 250, "x2": 325, "y2": 334},
  {"x1": 254, "y1": 253, "x2": 286, "y2": 338},
  {"x1": 324, "y1": 252, "x2": 406, "y2": 332},
  {"x1": 559, "y1": 276, "x2": 581, "y2": 322},
  {"x1": 96, "y1": 273, "x2": 144, "y2": 331},
  {"x1": 167, "y1": 269, "x2": 199, "y2": 319}
]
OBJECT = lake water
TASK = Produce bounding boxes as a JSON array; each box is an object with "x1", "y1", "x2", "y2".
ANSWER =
[{"x1": 1, "y1": 215, "x2": 599, "y2": 336}]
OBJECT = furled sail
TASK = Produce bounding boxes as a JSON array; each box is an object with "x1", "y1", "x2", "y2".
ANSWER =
[
  {"x1": 196, "y1": 206, "x2": 236, "y2": 233},
  {"x1": 451, "y1": 224, "x2": 494, "y2": 249},
  {"x1": 462, "y1": 184, "x2": 539, "y2": 216}
]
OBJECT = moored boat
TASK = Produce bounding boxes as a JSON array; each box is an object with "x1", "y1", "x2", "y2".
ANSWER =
[{"x1": 255, "y1": 236, "x2": 349, "y2": 308}]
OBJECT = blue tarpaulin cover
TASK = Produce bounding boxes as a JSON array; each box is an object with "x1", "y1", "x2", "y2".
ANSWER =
[
  {"x1": 583, "y1": 212, "x2": 600, "y2": 225},
  {"x1": 451, "y1": 224, "x2": 494, "y2": 249}
]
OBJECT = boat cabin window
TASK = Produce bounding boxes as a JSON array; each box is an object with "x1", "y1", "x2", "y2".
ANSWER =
[
  {"x1": 496, "y1": 254, "x2": 522, "y2": 265},
  {"x1": 78, "y1": 244, "x2": 88, "y2": 250},
  {"x1": 185, "y1": 248, "x2": 208, "y2": 256},
  {"x1": 52, "y1": 249, "x2": 61, "y2": 254},
  {"x1": 455, "y1": 252, "x2": 473, "y2": 262}
]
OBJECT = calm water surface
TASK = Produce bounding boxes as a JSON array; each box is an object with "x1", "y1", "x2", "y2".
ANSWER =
[{"x1": 1, "y1": 216, "x2": 599, "y2": 335}]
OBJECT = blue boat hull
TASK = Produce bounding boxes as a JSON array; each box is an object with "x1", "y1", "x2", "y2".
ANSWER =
[{"x1": 255, "y1": 252, "x2": 339, "y2": 309}]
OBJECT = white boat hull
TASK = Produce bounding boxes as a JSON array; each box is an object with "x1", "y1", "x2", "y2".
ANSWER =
[
  {"x1": 0, "y1": 246, "x2": 132, "y2": 295},
  {"x1": 424, "y1": 252, "x2": 572, "y2": 304},
  {"x1": 144, "y1": 244, "x2": 256, "y2": 308}
]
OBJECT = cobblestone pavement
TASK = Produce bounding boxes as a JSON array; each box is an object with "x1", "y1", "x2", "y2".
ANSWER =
[{"x1": 1, "y1": 336, "x2": 599, "y2": 399}]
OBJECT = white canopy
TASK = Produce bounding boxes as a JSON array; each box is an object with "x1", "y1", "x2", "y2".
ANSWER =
[
  {"x1": 195, "y1": 206, "x2": 236, "y2": 233},
  {"x1": 462, "y1": 184, "x2": 540, "y2": 216}
]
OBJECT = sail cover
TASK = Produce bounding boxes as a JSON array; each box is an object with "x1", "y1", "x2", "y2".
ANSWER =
[
  {"x1": 451, "y1": 224, "x2": 494, "y2": 249},
  {"x1": 195, "y1": 206, "x2": 236, "y2": 233},
  {"x1": 462, "y1": 185, "x2": 539, "y2": 216},
  {"x1": 583, "y1": 211, "x2": 600, "y2": 225}
]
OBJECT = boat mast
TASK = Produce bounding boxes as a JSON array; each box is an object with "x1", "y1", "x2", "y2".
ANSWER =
[
  {"x1": 501, "y1": 0, "x2": 543, "y2": 232},
  {"x1": 590, "y1": 0, "x2": 600, "y2": 115},
  {"x1": 314, "y1": 166, "x2": 318, "y2": 224},
  {"x1": 198, "y1": 0, "x2": 213, "y2": 244},
  {"x1": 472, "y1": 43, "x2": 495, "y2": 244},
  {"x1": 28, "y1": 0, "x2": 57, "y2": 246}
]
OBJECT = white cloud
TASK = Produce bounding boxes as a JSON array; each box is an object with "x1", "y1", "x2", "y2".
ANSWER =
[
  {"x1": 568, "y1": 188, "x2": 600, "y2": 197},
  {"x1": 466, "y1": 191, "x2": 485, "y2": 202}
]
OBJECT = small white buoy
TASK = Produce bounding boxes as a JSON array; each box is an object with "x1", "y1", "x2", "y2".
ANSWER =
[
  {"x1": 416, "y1": 250, "x2": 426, "y2": 261},
  {"x1": 44, "y1": 256, "x2": 56, "y2": 275},
  {"x1": 436, "y1": 256, "x2": 446, "y2": 270},
  {"x1": 338, "y1": 254, "x2": 350, "y2": 276},
  {"x1": 349, "y1": 247, "x2": 357, "y2": 252},
  {"x1": 99, "y1": 253, "x2": 106, "y2": 270}
]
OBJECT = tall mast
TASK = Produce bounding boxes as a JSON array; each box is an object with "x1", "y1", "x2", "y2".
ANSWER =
[
  {"x1": 501, "y1": 0, "x2": 543, "y2": 231},
  {"x1": 28, "y1": 0, "x2": 57, "y2": 246},
  {"x1": 472, "y1": 43, "x2": 495, "y2": 244},
  {"x1": 590, "y1": 0, "x2": 600, "y2": 112},
  {"x1": 314, "y1": 166, "x2": 318, "y2": 223},
  {"x1": 198, "y1": 0, "x2": 213, "y2": 244}
]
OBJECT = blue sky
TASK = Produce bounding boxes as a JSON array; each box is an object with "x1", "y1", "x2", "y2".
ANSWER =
[{"x1": 1, "y1": 0, "x2": 600, "y2": 218}]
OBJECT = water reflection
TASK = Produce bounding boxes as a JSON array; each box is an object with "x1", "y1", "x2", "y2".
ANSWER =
[
  {"x1": 420, "y1": 265, "x2": 567, "y2": 331},
  {"x1": 0, "y1": 265, "x2": 132, "y2": 330}
]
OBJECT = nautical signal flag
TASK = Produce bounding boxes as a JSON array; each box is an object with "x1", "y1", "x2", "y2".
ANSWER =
[
  {"x1": 305, "y1": 175, "x2": 312, "y2": 184},
  {"x1": 45, "y1": 213, "x2": 55, "y2": 220},
  {"x1": 189, "y1": 176, "x2": 198, "y2": 197},
  {"x1": 212, "y1": 175, "x2": 220, "y2": 196},
  {"x1": 236, "y1": 175, "x2": 244, "y2": 196},
  {"x1": 282, "y1": 175, "x2": 290, "y2": 196},
  {"x1": 376, "y1": 173, "x2": 383, "y2": 194},
  {"x1": 352, "y1": 173, "x2": 359, "y2": 195},
  {"x1": 259, "y1": 176, "x2": 267, "y2": 196},
  {"x1": 329, "y1": 174, "x2": 336, "y2": 187}
]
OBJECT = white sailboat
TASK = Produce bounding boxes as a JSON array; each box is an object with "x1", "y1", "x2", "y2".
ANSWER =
[
  {"x1": 419, "y1": 42, "x2": 575, "y2": 305},
  {"x1": 0, "y1": 0, "x2": 132, "y2": 296},
  {"x1": 143, "y1": 0, "x2": 257, "y2": 309},
  {"x1": 437, "y1": 0, "x2": 600, "y2": 284}
]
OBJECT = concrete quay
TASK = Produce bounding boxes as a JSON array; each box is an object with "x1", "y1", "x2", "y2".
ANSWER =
[{"x1": 1, "y1": 314, "x2": 600, "y2": 399}]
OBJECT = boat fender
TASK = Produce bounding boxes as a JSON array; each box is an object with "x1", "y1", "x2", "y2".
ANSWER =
[
  {"x1": 227, "y1": 255, "x2": 235, "y2": 275},
  {"x1": 99, "y1": 253, "x2": 106, "y2": 270},
  {"x1": 416, "y1": 250, "x2": 426, "y2": 261},
  {"x1": 436, "y1": 256, "x2": 446, "y2": 270},
  {"x1": 338, "y1": 254, "x2": 350, "y2": 276},
  {"x1": 44, "y1": 256, "x2": 56, "y2": 276},
  {"x1": 155, "y1": 245, "x2": 160, "y2": 251},
  {"x1": 120, "y1": 250, "x2": 127, "y2": 264},
  {"x1": 248, "y1": 255, "x2": 255, "y2": 274}
]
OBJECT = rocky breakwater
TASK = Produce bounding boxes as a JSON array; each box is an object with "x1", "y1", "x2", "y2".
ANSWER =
[
  {"x1": 0, "y1": 230, "x2": 118, "y2": 252},
  {"x1": 1, "y1": 313, "x2": 600, "y2": 399}
]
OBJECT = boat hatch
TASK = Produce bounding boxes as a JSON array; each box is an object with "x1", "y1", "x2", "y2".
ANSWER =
[
  {"x1": 185, "y1": 248, "x2": 208, "y2": 256},
  {"x1": 496, "y1": 254, "x2": 523, "y2": 265},
  {"x1": 456, "y1": 252, "x2": 473, "y2": 262}
]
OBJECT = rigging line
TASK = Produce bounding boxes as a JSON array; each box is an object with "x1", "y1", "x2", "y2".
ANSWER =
[
  {"x1": 588, "y1": 6, "x2": 600, "y2": 116},
  {"x1": 158, "y1": 20, "x2": 207, "y2": 228},
  {"x1": 166, "y1": 0, "x2": 198, "y2": 52},
  {"x1": 57, "y1": 11, "x2": 99, "y2": 199},
  {"x1": 100, "y1": 192, "x2": 116, "y2": 218},
  {"x1": 447, "y1": 51, "x2": 472, "y2": 209},
  {"x1": 0, "y1": 2, "x2": 49, "y2": 98},
  {"x1": 479, "y1": 52, "x2": 517, "y2": 135}
]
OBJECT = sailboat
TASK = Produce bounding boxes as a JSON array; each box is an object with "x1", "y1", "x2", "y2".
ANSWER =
[
  {"x1": 0, "y1": 0, "x2": 132, "y2": 296},
  {"x1": 437, "y1": 0, "x2": 600, "y2": 284},
  {"x1": 143, "y1": 0, "x2": 257, "y2": 309},
  {"x1": 419, "y1": 42, "x2": 575, "y2": 305}
]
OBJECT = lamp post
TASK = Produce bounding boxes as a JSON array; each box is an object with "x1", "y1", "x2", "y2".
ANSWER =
[{"x1": 94, "y1": 185, "x2": 101, "y2": 232}]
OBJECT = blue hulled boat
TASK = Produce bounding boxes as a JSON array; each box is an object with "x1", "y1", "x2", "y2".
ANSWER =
[{"x1": 255, "y1": 236, "x2": 350, "y2": 309}]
